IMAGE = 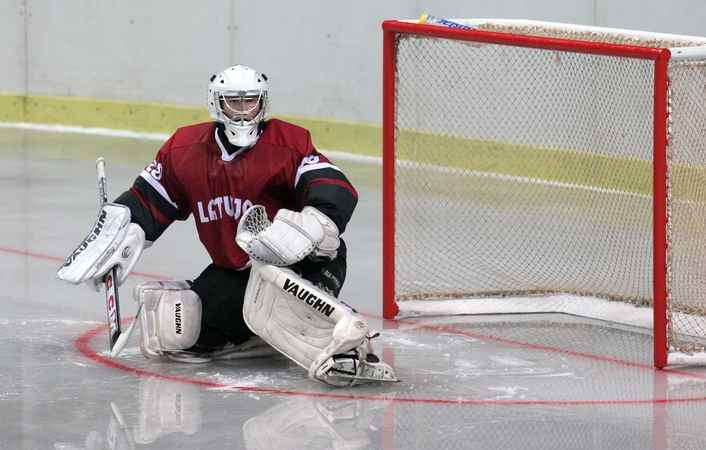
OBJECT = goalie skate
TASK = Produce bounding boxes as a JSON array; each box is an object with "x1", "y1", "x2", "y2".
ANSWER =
[{"x1": 325, "y1": 351, "x2": 400, "y2": 385}]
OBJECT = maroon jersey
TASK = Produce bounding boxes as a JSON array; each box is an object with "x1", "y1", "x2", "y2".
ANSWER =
[{"x1": 115, "y1": 119, "x2": 358, "y2": 270}]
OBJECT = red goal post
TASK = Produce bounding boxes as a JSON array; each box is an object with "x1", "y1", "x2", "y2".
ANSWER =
[{"x1": 381, "y1": 19, "x2": 706, "y2": 368}]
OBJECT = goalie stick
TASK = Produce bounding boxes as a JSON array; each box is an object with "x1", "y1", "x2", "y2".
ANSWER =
[{"x1": 95, "y1": 157, "x2": 141, "y2": 357}]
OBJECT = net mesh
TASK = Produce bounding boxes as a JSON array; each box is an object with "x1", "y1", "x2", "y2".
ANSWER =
[{"x1": 390, "y1": 25, "x2": 706, "y2": 356}]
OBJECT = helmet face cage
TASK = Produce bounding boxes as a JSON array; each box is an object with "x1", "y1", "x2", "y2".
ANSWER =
[{"x1": 215, "y1": 90, "x2": 268, "y2": 127}]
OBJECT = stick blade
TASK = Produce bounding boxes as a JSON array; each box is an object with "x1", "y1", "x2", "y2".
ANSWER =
[{"x1": 110, "y1": 303, "x2": 142, "y2": 357}]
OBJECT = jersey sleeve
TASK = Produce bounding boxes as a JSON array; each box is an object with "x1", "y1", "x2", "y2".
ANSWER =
[
  {"x1": 294, "y1": 151, "x2": 358, "y2": 233},
  {"x1": 114, "y1": 136, "x2": 185, "y2": 242}
]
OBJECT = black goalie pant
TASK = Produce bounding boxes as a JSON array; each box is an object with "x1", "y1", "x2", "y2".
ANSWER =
[{"x1": 187, "y1": 241, "x2": 347, "y2": 354}]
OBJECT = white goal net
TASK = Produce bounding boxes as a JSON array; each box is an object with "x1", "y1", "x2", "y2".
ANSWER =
[{"x1": 382, "y1": 19, "x2": 706, "y2": 367}]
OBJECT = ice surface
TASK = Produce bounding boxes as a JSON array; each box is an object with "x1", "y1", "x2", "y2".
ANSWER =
[{"x1": 3, "y1": 127, "x2": 706, "y2": 449}]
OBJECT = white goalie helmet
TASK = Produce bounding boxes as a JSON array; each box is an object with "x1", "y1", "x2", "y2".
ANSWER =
[{"x1": 207, "y1": 64, "x2": 270, "y2": 147}]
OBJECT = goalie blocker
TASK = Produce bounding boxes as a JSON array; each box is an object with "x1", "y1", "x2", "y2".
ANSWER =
[{"x1": 55, "y1": 203, "x2": 146, "y2": 290}]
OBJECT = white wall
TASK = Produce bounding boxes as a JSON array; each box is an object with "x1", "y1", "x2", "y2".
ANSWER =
[{"x1": 2, "y1": 0, "x2": 706, "y2": 125}]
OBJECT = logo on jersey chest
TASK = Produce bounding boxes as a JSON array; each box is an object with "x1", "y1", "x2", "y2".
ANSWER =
[{"x1": 197, "y1": 196, "x2": 253, "y2": 223}]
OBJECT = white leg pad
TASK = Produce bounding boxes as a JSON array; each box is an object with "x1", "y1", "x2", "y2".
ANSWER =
[
  {"x1": 243, "y1": 260, "x2": 369, "y2": 384},
  {"x1": 134, "y1": 280, "x2": 202, "y2": 359}
]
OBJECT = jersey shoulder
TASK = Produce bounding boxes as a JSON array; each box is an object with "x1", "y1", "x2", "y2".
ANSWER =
[
  {"x1": 170, "y1": 122, "x2": 217, "y2": 148},
  {"x1": 258, "y1": 119, "x2": 312, "y2": 151}
]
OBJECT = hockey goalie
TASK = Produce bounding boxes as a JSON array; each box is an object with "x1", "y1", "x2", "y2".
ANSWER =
[{"x1": 56, "y1": 64, "x2": 398, "y2": 386}]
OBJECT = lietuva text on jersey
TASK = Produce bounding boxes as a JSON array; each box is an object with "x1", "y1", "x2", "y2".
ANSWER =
[{"x1": 113, "y1": 119, "x2": 358, "y2": 271}]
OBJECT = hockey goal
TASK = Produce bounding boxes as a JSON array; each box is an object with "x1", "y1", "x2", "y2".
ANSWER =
[{"x1": 381, "y1": 19, "x2": 706, "y2": 368}]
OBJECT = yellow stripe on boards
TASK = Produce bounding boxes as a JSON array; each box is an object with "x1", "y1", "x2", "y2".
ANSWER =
[{"x1": 0, "y1": 93, "x2": 383, "y2": 158}]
